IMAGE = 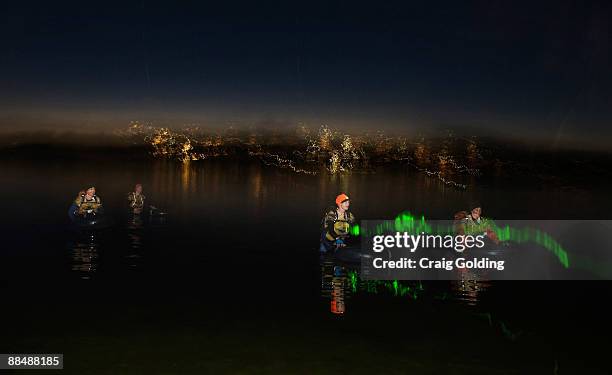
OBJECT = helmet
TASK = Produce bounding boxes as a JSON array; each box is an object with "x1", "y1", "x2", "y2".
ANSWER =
[{"x1": 335, "y1": 193, "x2": 350, "y2": 207}]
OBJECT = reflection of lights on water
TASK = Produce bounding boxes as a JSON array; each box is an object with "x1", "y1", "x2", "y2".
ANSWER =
[
  {"x1": 452, "y1": 270, "x2": 491, "y2": 306},
  {"x1": 250, "y1": 164, "x2": 263, "y2": 200},
  {"x1": 322, "y1": 258, "x2": 425, "y2": 315},
  {"x1": 181, "y1": 161, "x2": 191, "y2": 193},
  {"x1": 126, "y1": 215, "x2": 145, "y2": 268},
  {"x1": 349, "y1": 269, "x2": 423, "y2": 301},
  {"x1": 323, "y1": 264, "x2": 491, "y2": 309},
  {"x1": 71, "y1": 236, "x2": 99, "y2": 279},
  {"x1": 345, "y1": 267, "x2": 489, "y2": 307}
]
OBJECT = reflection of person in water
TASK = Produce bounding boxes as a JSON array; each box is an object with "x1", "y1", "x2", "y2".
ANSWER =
[
  {"x1": 69, "y1": 232, "x2": 99, "y2": 279},
  {"x1": 127, "y1": 183, "x2": 146, "y2": 214},
  {"x1": 321, "y1": 259, "x2": 348, "y2": 315},
  {"x1": 452, "y1": 268, "x2": 490, "y2": 306},
  {"x1": 69, "y1": 186, "x2": 102, "y2": 220},
  {"x1": 454, "y1": 202, "x2": 499, "y2": 244},
  {"x1": 330, "y1": 265, "x2": 346, "y2": 315},
  {"x1": 320, "y1": 193, "x2": 355, "y2": 253}
]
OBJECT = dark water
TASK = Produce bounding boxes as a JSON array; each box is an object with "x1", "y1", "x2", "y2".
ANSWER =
[{"x1": 1, "y1": 157, "x2": 611, "y2": 374}]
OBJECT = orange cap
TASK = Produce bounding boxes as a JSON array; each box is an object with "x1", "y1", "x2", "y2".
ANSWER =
[{"x1": 335, "y1": 193, "x2": 350, "y2": 206}]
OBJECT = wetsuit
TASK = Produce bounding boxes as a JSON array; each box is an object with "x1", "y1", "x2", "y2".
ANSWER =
[
  {"x1": 320, "y1": 207, "x2": 355, "y2": 252},
  {"x1": 75, "y1": 195, "x2": 102, "y2": 217},
  {"x1": 459, "y1": 215, "x2": 499, "y2": 243},
  {"x1": 128, "y1": 192, "x2": 146, "y2": 211}
]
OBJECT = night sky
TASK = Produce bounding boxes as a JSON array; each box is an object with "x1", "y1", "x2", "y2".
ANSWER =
[{"x1": 1, "y1": 1, "x2": 610, "y2": 149}]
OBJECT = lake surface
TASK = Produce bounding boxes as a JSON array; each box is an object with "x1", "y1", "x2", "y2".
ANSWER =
[{"x1": 1, "y1": 156, "x2": 611, "y2": 374}]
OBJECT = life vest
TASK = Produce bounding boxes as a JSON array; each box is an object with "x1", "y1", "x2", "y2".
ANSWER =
[
  {"x1": 461, "y1": 215, "x2": 493, "y2": 235},
  {"x1": 128, "y1": 192, "x2": 145, "y2": 209},
  {"x1": 323, "y1": 208, "x2": 354, "y2": 241},
  {"x1": 76, "y1": 195, "x2": 101, "y2": 214}
]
